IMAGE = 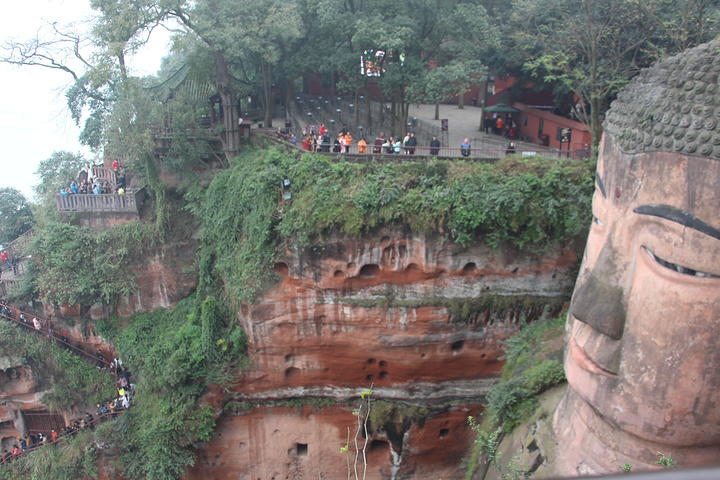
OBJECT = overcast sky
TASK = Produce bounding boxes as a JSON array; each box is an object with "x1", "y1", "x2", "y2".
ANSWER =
[{"x1": 0, "y1": 0, "x2": 170, "y2": 200}]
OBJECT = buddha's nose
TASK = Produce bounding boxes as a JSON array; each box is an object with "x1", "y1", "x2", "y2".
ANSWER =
[{"x1": 570, "y1": 243, "x2": 626, "y2": 340}]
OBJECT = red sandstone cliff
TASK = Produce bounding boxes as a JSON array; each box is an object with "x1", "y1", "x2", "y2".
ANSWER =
[{"x1": 187, "y1": 230, "x2": 583, "y2": 480}]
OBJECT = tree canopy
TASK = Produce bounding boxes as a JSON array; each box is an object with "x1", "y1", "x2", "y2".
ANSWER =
[
  {"x1": 0, "y1": 187, "x2": 33, "y2": 246},
  {"x1": 3, "y1": 0, "x2": 719, "y2": 157}
]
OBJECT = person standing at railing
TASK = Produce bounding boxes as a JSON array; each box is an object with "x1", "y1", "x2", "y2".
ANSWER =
[
  {"x1": 33, "y1": 317, "x2": 42, "y2": 331},
  {"x1": 408, "y1": 132, "x2": 417, "y2": 154},
  {"x1": 393, "y1": 137, "x2": 402, "y2": 154},
  {"x1": 339, "y1": 134, "x2": 347, "y2": 153},
  {"x1": 358, "y1": 137, "x2": 367, "y2": 154},
  {"x1": 430, "y1": 135, "x2": 440, "y2": 156},
  {"x1": 461, "y1": 138, "x2": 471, "y2": 157},
  {"x1": 374, "y1": 132, "x2": 385, "y2": 153},
  {"x1": 402, "y1": 132, "x2": 411, "y2": 154}
]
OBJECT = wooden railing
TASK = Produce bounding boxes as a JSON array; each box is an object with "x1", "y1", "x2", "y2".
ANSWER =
[
  {"x1": 55, "y1": 188, "x2": 145, "y2": 213},
  {"x1": 91, "y1": 166, "x2": 119, "y2": 190}
]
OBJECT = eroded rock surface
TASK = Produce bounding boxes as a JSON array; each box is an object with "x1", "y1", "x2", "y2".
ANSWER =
[{"x1": 189, "y1": 230, "x2": 584, "y2": 479}]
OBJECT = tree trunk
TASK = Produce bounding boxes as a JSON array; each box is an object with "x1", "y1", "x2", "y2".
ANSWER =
[
  {"x1": 213, "y1": 49, "x2": 239, "y2": 163},
  {"x1": 261, "y1": 58, "x2": 274, "y2": 128},
  {"x1": 458, "y1": 91, "x2": 464, "y2": 109},
  {"x1": 402, "y1": 101, "x2": 409, "y2": 135},
  {"x1": 435, "y1": 102, "x2": 439, "y2": 120},
  {"x1": 590, "y1": 95, "x2": 601, "y2": 150},
  {"x1": 365, "y1": 94, "x2": 372, "y2": 133},
  {"x1": 379, "y1": 96, "x2": 385, "y2": 125},
  {"x1": 284, "y1": 77, "x2": 293, "y2": 120},
  {"x1": 391, "y1": 95, "x2": 397, "y2": 136},
  {"x1": 478, "y1": 79, "x2": 488, "y2": 131},
  {"x1": 354, "y1": 88, "x2": 360, "y2": 125}
]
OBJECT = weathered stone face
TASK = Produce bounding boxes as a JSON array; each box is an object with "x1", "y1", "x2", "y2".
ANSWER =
[{"x1": 556, "y1": 38, "x2": 720, "y2": 474}]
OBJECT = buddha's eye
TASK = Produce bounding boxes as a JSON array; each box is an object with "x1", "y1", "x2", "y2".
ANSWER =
[
  {"x1": 644, "y1": 247, "x2": 718, "y2": 278},
  {"x1": 593, "y1": 216, "x2": 604, "y2": 227}
]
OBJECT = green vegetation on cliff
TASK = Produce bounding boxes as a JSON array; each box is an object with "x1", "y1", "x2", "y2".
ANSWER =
[
  {"x1": 13, "y1": 221, "x2": 152, "y2": 307},
  {"x1": 95, "y1": 295, "x2": 247, "y2": 479},
  {"x1": 0, "y1": 322, "x2": 115, "y2": 412},
  {"x1": 193, "y1": 147, "x2": 594, "y2": 303},
  {"x1": 486, "y1": 315, "x2": 566, "y2": 431}
]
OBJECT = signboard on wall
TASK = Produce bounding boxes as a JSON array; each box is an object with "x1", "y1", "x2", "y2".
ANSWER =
[{"x1": 557, "y1": 127, "x2": 572, "y2": 143}]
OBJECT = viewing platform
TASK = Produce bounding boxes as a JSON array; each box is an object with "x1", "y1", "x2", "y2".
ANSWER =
[{"x1": 55, "y1": 188, "x2": 145, "y2": 214}]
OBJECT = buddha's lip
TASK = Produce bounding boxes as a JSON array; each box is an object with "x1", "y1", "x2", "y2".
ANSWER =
[{"x1": 569, "y1": 322, "x2": 619, "y2": 378}]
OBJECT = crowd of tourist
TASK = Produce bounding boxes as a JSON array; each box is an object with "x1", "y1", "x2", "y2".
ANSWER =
[
  {"x1": 58, "y1": 161, "x2": 126, "y2": 196},
  {"x1": 278, "y1": 123, "x2": 445, "y2": 156},
  {"x1": 281, "y1": 123, "x2": 516, "y2": 158},
  {"x1": 0, "y1": 301, "x2": 134, "y2": 465},
  {"x1": 483, "y1": 113, "x2": 518, "y2": 139}
]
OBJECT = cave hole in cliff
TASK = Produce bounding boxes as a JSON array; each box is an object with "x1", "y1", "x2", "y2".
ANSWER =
[
  {"x1": 512, "y1": 267, "x2": 519, "y2": 274},
  {"x1": 439, "y1": 428, "x2": 450, "y2": 438},
  {"x1": 285, "y1": 354, "x2": 293, "y2": 363},
  {"x1": 347, "y1": 262, "x2": 356, "y2": 270},
  {"x1": 406, "y1": 263, "x2": 420, "y2": 272},
  {"x1": 381, "y1": 236, "x2": 391, "y2": 243},
  {"x1": 462, "y1": 262, "x2": 477, "y2": 274},
  {"x1": 274, "y1": 262, "x2": 290, "y2": 276},
  {"x1": 370, "y1": 439, "x2": 389, "y2": 452},
  {"x1": 552, "y1": 273, "x2": 558, "y2": 279},
  {"x1": 379, "y1": 360, "x2": 388, "y2": 367},
  {"x1": 481, "y1": 353, "x2": 487, "y2": 358},
  {"x1": 359, "y1": 264, "x2": 380, "y2": 277},
  {"x1": 285, "y1": 367, "x2": 301, "y2": 380},
  {"x1": 334, "y1": 270, "x2": 345, "y2": 278},
  {"x1": 451, "y1": 340, "x2": 465, "y2": 353},
  {"x1": 296, "y1": 443, "x2": 308, "y2": 457},
  {"x1": 379, "y1": 371, "x2": 389, "y2": 379},
  {"x1": 368, "y1": 358, "x2": 376, "y2": 364},
  {"x1": 366, "y1": 374, "x2": 375, "y2": 381}
]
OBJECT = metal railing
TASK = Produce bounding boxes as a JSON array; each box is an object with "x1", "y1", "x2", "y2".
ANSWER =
[
  {"x1": 0, "y1": 304, "x2": 127, "y2": 465},
  {"x1": 260, "y1": 131, "x2": 587, "y2": 160},
  {"x1": 55, "y1": 187, "x2": 145, "y2": 213},
  {"x1": 0, "y1": 308, "x2": 112, "y2": 369},
  {"x1": 1, "y1": 411, "x2": 123, "y2": 464}
]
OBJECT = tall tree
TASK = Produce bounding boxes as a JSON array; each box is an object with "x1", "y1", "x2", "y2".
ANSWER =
[
  {"x1": 508, "y1": 0, "x2": 720, "y2": 148},
  {"x1": 0, "y1": 188, "x2": 34, "y2": 246},
  {"x1": 33, "y1": 151, "x2": 87, "y2": 224}
]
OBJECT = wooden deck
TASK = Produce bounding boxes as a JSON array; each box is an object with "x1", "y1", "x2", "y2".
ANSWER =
[{"x1": 55, "y1": 188, "x2": 145, "y2": 213}]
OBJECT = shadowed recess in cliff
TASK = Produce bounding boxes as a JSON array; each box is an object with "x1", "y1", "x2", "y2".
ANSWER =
[{"x1": 340, "y1": 294, "x2": 564, "y2": 325}]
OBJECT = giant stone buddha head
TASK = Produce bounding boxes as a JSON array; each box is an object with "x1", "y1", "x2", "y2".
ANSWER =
[{"x1": 554, "y1": 38, "x2": 720, "y2": 474}]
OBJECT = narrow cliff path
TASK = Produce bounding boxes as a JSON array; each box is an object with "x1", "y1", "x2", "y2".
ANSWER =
[{"x1": 0, "y1": 305, "x2": 125, "y2": 463}]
